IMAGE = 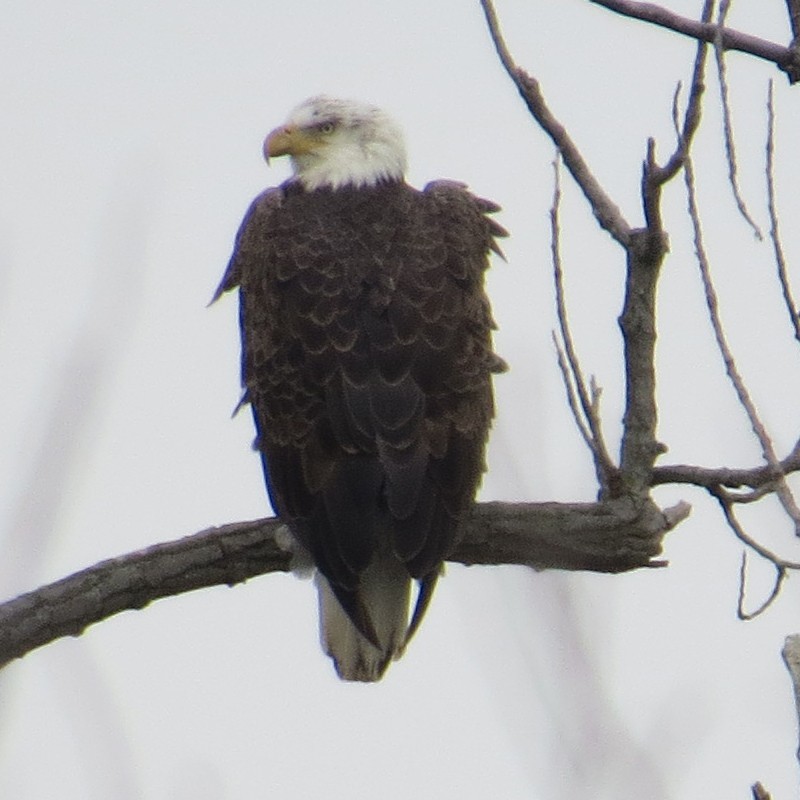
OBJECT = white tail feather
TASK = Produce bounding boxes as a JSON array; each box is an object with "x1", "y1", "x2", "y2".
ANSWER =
[{"x1": 316, "y1": 550, "x2": 410, "y2": 682}]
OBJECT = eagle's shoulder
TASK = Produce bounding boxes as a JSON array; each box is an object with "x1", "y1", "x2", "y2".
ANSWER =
[
  {"x1": 211, "y1": 186, "x2": 285, "y2": 303},
  {"x1": 422, "y1": 179, "x2": 508, "y2": 261}
]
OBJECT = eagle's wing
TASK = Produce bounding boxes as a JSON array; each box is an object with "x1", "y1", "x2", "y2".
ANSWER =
[
  {"x1": 212, "y1": 188, "x2": 284, "y2": 303},
  {"x1": 388, "y1": 180, "x2": 507, "y2": 578}
]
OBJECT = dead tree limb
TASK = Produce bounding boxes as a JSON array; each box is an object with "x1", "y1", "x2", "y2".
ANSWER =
[
  {"x1": 589, "y1": 0, "x2": 800, "y2": 82},
  {"x1": 483, "y1": 0, "x2": 800, "y2": 605},
  {"x1": 480, "y1": 0, "x2": 632, "y2": 246},
  {"x1": 0, "y1": 498, "x2": 685, "y2": 670}
]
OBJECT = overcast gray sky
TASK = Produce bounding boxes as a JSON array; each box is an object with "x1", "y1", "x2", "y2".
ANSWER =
[{"x1": 2, "y1": 1, "x2": 800, "y2": 797}]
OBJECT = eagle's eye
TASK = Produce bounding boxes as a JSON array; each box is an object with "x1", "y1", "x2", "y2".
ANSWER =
[{"x1": 318, "y1": 121, "x2": 335, "y2": 134}]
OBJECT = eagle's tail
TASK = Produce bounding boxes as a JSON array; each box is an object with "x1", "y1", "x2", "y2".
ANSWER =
[{"x1": 315, "y1": 548, "x2": 412, "y2": 682}]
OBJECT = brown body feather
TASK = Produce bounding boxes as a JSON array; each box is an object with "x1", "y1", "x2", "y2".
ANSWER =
[{"x1": 217, "y1": 177, "x2": 506, "y2": 680}]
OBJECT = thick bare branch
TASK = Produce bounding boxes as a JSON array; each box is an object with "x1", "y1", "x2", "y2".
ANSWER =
[
  {"x1": 589, "y1": 0, "x2": 800, "y2": 82},
  {"x1": 0, "y1": 498, "x2": 683, "y2": 670},
  {"x1": 616, "y1": 228, "x2": 669, "y2": 495},
  {"x1": 618, "y1": 7, "x2": 712, "y2": 494},
  {"x1": 0, "y1": 518, "x2": 294, "y2": 671},
  {"x1": 480, "y1": 0, "x2": 632, "y2": 247}
]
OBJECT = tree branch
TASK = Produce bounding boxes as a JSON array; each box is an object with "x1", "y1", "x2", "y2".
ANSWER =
[
  {"x1": 644, "y1": 0, "x2": 710, "y2": 203},
  {"x1": 782, "y1": 633, "x2": 800, "y2": 763},
  {"x1": 737, "y1": 553, "x2": 788, "y2": 621},
  {"x1": 713, "y1": 2, "x2": 764, "y2": 240},
  {"x1": 480, "y1": 0, "x2": 633, "y2": 247},
  {"x1": 550, "y1": 158, "x2": 619, "y2": 495},
  {"x1": 616, "y1": 227, "x2": 668, "y2": 495},
  {"x1": 652, "y1": 438, "x2": 800, "y2": 489},
  {"x1": 616, "y1": 6, "x2": 712, "y2": 496},
  {"x1": 0, "y1": 498, "x2": 685, "y2": 670},
  {"x1": 683, "y1": 151, "x2": 800, "y2": 532},
  {"x1": 589, "y1": 0, "x2": 800, "y2": 83},
  {"x1": 765, "y1": 80, "x2": 800, "y2": 343}
]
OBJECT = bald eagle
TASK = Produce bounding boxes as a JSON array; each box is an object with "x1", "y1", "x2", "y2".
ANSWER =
[{"x1": 216, "y1": 96, "x2": 506, "y2": 681}]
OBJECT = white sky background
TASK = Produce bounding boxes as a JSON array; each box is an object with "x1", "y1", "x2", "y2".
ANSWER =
[{"x1": 1, "y1": 0, "x2": 800, "y2": 797}]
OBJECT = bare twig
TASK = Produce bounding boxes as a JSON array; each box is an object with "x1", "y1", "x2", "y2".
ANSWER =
[
  {"x1": 553, "y1": 335, "x2": 596, "y2": 455},
  {"x1": 550, "y1": 158, "x2": 618, "y2": 494},
  {"x1": 589, "y1": 0, "x2": 800, "y2": 82},
  {"x1": 710, "y1": 487, "x2": 800, "y2": 618},
  {"x1": 480, "y1": 0, "x2": 632, "y2": 247},
  {"x1": 765, "y1": 80, "x2": 800, "y2": 342},
  {"x1": 737, "y1": 551, "x2": 788, "y2": 621},
  {"x1": 713, "y1": 1, "x2": 764, "y2": 240},
  {"x1": 646, "y1": 1, "x2": 711, "y2": 196}
]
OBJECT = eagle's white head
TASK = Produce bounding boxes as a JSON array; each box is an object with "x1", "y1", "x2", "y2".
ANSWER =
[{"x1": 263, "y1": 96, "x2": 407, "y2": 191}]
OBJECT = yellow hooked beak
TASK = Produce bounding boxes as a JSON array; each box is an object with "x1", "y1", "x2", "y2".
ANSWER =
[{"x1": 263, "y1": 125, "x2": 322, "y2": 163}]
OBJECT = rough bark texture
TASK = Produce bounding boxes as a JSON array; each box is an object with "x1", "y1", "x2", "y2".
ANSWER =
[
  {"x1": 617, "y1": 229, "x2": 668, "y2": 495},
  {"x1": 0, "y1": 497, "x2": 684, "y2": 670}
]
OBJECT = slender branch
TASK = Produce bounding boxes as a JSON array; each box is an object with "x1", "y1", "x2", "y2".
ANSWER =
[
  {"x1": 480, "y1": 0, "x2": 632, "y2": 247},
  {"x1": 646, "y1": 1, "x2": 711, "y2": 195},
  {"x1": 589, "y1": 0, "x2": 800, "y2": 82},
  {"x1": 553, "y1": 335, "x2": 597, "y2": 457},
  {"x1": 652, "y1": 438, "x2": 800, "y2": 489},
  {"x1": 765, "y1": 80, "x2": 800, "y2": 342},
  {"x1": 0, "y1": 498, "x2": 684, "y2": 669},
  {"x1": 712, "y1": 487, "x2": 800, "y2": 576},
  {"x1": 713, "y1": 1, "x2": 764, "y2": 240},
  {"x1": 550, "y1": 158, "x2": 619, "y2": 495},
  {"x1": 713, "y1": 486, "x2": 800, "y2": 621}
]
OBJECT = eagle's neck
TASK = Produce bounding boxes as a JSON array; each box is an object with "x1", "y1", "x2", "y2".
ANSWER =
[{"x1": 292, "y1": 135, "x2": 406, "y2": 192}]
